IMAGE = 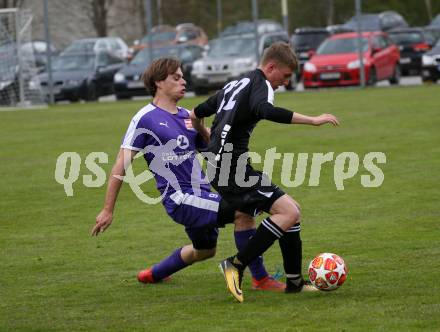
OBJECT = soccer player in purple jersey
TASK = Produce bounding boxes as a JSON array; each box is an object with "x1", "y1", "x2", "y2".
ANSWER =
[
  {"x1": 191, "y1": 42, "x2": 339, "y2": 302},
  {"x1": 91, "y1": 57, "x2": 284, "y2": 291}
]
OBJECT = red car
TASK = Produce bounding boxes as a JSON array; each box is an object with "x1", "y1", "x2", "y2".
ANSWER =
[{"x1": 303, "y1": 32, "x2": 400, "y2": 88}]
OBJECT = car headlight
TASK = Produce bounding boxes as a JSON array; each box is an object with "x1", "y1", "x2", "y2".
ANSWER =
[
  {"x1": 28, "y1": 79, "x2": 39, "y2": 90},
  {"x1": 347, "y1": 60, "x2": 360, "y2": 69},
  {"x1": 192, "y1": 60, "x2": 203, "y2": 73},
  {"x1": 422, "y1": 55, "x2": 435, "y2": 66},
  {"x1": 114, "y1": 72, "x2": 125, "y2": 83},
  {"x1": 303, "y1": 62, "x2": 317, "y2": 73}
]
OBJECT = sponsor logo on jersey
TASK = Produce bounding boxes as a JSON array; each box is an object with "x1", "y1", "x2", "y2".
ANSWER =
[{"x1": 184, "y1": 119, "x2": 194, "y2": 130}]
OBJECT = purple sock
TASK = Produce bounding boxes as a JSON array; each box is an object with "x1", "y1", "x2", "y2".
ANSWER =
[
  {"x1": 151, "y1": 247, "x2": 188, "y2": 280},
  {"x1": 234, "y1": 229, "x2": 269, "y2": 281}
]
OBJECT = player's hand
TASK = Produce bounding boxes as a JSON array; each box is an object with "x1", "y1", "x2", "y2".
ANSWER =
[
  {"x1": 313, "y1": 114, "x2": 339, "y2": 126},
  {"x1": 91, "y1": 209, "x2": 113, "y2": 236},
  {"x1": 201, "y1": 127, "x2": 211, "y2": 144}
]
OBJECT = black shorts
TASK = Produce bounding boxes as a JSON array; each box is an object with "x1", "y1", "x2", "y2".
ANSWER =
[{"x1": 215, "y1": 171, "x2": 285, "y2": 217}]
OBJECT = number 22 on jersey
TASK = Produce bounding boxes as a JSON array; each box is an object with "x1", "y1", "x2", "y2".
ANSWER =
[{"x1": 217, "y1": 78, "x2": 250, "y2": 113}]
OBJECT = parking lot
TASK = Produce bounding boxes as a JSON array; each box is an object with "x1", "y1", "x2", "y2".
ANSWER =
[{"x1": 96, "y1": 75, "x2": 430, "y2": 103}]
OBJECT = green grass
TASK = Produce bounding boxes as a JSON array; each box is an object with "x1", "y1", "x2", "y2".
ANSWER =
[{"x1": 1, "y1": 85, "x2": 439, "y2": 331}]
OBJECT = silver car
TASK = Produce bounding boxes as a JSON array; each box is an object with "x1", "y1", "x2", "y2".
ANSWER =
[
  {"x1": 191, "y1": 31, "x2": 292, "y2": 95},
  {"x1": 62, "y1": 37, "x2": 130, "y2": 60}
]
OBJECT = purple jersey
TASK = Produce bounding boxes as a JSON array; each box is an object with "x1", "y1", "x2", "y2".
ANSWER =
[{"x1": 121, "y1": 103, "x2": 210, "y2": 198}]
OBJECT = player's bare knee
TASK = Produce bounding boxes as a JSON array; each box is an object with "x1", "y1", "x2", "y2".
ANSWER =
[{"x1": 284, "y1": 203, "x2": 300, "y2": 227}]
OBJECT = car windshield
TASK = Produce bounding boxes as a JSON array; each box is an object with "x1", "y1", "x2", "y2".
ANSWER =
[
  {"x1": 131, "y1": 46, "x2": 181, "y2": 65},
  {"x1": 431, "y1": 39, "x2": 440, "y2": 52},
  {"x1": 431, "y1": 14, "x2": 440, "y2": 27},
  {"x1": 389, "y1": 32, "x2": 423, "y2": 45},
  {"x1": 344, "y1": 15, "x2": 380, "y2": 31},
  {"x1": 220, "y1": 21, "x2": 282, "y2": 37},
  {"x1": 141, "y1": 31, "x2": 177, "y2": 44},
  {"x1": 317, "y1": 37, "x2": 369, "y2": 54},
  {"x1": 64, "y1": 41, "x2": 96, "y2": 53},
  {"x1": 292, "y1": 33, "x2": 328, "y2": 49},
  {"x1": 208, "y1": 36, "x2": 256, "y2": 57},
  {"x1": 51, "y1": 54, "x2": 95, "y2": 71}
]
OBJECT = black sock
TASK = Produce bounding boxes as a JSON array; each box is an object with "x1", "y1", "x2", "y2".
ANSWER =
[
  {"x1": 279, "y1": 224, "x2": 302, "y2": 281},
  {"x1": 236, "y1": 217, "x2": 283, "y2": 267}
]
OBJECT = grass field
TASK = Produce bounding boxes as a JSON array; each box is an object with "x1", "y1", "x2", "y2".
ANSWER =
[{"x1": 1, "y1": 85, "x2": 439, "y2": 331}]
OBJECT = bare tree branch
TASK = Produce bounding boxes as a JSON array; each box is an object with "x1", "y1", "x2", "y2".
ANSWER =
[{"x1": 425, "y1": 0, "x2": 432, "y2": 21}]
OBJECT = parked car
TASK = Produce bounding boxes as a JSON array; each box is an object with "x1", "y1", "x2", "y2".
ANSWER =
[
  {"x1": 303, "y1": 32, "x2": 400, "y2": 88},
  {"x1": 424, "y1": 25, "x2": 440, "y2": 42},
  {"x1": 21, "y1": 41, "x2": 59, "y2": 72},
  {"x1": 291, "y1": 27, "x2": 330, "y2": 78},
  {"x1": 342, "y1": 11, "x2": 408, "y2": 32},
  {"x1": 175, "y1": 23, "x2": 209, "y2": 46},
  {"x1": 421, "y1": 39, "x2": 440, "y2": 82},
  {"x1": 0, "y1": 42, "x2": 19, "y2": 105},
  {"x1": 34, "y1": 51, "x2": 125, "y2": 102},
  {"x1": 131, "y1": 23, "x2": 208, "y2": 56},
  {"x1": 219, "y1": 20, "x2": 284, "y2": 37},
  {"x1": 0, "y1": 41, "x2": 58, "y2": 105},
  {"x1": 62, "y1": 37, "x2": 130, "y2": 60},
  {"x1": 389, "y1": 27, "x2": 436, "y2": 75},
  {"x1": 326, "y1": 24, "x2": 354, "y2": 35},
  {"x1": 114, "y1": 44, "x2": 204, "y2": 99},
  {"x1": 191, "y1": 31, "x2": 292, "y2": 95},
  {"x1": 430, "y1": 14, "x2": 440, "y2": 28}
]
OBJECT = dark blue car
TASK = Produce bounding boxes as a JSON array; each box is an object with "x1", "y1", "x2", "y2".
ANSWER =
[
  {"x1": 35, "y1": 51, "x2": 124, "y2": 102},
  {"x1": 113, "y1": 44, "x2": 204, "y2": 100}
]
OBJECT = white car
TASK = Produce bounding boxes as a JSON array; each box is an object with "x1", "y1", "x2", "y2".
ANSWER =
[{"x1": 191, "y1": 31, "x2": 294, "y2": 95}]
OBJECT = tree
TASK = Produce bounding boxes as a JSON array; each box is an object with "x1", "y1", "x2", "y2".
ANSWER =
[
  {"x1": 425, "y1": 0, "x2": 432, "y2": 21},
  {"x1": 327, "y1": 0, "x2": 334, "y2": 26},
  {"x1": 91, "y1": 0, "x2": 113, "y2": 37},
  {"x1": 0, "y1": 0, "x2": 21, "y2": 9}
]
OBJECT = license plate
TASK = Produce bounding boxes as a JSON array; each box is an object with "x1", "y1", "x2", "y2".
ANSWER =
[
  {"x1": 208, "y1": 75, "x2": 227, "y2": 83},
  {"x1": 320, "y1": 72, "x2": 340, "y2": 80},
  {"x1": 299, "y1": 52, "x2": 309, "y2": 58},
  {"x1": 127, "y1": 81, "x2": 144, "y2": 88},
  {"x1": 400, "y1": 58, "x2": 411, "y2": 64}
]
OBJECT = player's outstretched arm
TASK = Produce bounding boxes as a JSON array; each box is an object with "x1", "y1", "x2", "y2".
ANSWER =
[
  {"x1": 292, "y1": 112, "x2": 339, "y2": 126},
  {"x1": 190, "y1": 109, "x2": 211, "y2": 143},
  {"x1": 91, "y1": 149, "x2": 137, "y2": 236}
]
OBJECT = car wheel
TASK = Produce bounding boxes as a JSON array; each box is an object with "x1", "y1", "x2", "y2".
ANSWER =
[
  {"x1": 367, "y1": 67, "x2": 377, "y2": 86},
  {"x1": 86, "y1": 82, "x2": 98, "y2": 101},
  {"x1": 389, "y1": 64, "x2": 401, "y2": 85}
]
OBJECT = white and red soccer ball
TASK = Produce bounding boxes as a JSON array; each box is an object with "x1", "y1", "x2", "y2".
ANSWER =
[{"x1": 308, "y1": 253, "x2": 348, "y2": 291}]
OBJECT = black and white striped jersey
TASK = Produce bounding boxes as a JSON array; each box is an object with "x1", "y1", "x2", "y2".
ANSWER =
[{"x1": 194, "y1": 69, "x2": 293, "y2": 190}]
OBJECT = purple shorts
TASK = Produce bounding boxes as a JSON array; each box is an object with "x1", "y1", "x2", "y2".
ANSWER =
[{"x1": 163, "y1": 190, "x2": 234, "y2": 250}]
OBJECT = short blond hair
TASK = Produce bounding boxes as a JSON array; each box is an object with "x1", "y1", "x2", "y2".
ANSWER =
[{"x1": 261, "y1": 42, "x2": 298, "y2": 71}]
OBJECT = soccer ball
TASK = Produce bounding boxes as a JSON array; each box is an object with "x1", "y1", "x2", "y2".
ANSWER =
[{"x1": 308, "y1": 253, "x2": 347, "y2": 291}]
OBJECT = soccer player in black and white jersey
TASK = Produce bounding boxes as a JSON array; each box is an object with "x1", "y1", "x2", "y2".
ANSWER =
[{"x1": 191, "y1": 42, "x2": 339, "y2": 302}]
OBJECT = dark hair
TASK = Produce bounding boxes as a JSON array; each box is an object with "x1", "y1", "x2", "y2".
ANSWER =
[
  {"x1": 142, "y1": 57, "x2": 181, "y2": 96},
  {"x1": 261, "y1": 42, "x2": 298, "y2": 71}
]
